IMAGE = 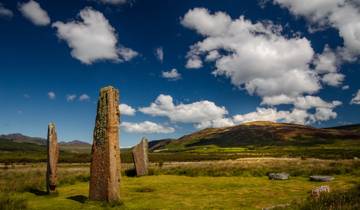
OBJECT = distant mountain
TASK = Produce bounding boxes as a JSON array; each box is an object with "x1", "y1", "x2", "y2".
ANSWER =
[
  {"x1": 59, "y1": 140, "x2": 91, "y2": 153},
  {"x1": 59, "y1": 140, "x2": 91, "y2": 146},
  {"x1": 154, "y1": 121, "x2": 360, "y2": 150},
  {"x1": 0, "y1": 133, "x2": 91, "y2": 153},
  {"x1": 0, "y1": 133, "x2": 46, "y2": 145}
]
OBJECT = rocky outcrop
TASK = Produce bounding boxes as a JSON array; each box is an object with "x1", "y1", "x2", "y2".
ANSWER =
[
  {"x1": 268, "y1": 172, "x2": 289, "y2": 180},
  {"x1": 132, "y1": 138, "x2": 149, "y2": 176},
  {"x1": 89, "y1": 86, "x2": 121, "y2": 202},
  {"x1": 310, "y1": 175, "x2": 334, "y2": 182},
  {"x1": 46, "y1": 123, "x2": 59, "y2": 193},
  {"x1": 311, "y1": 185, "x2": 331, "y2": 198}
]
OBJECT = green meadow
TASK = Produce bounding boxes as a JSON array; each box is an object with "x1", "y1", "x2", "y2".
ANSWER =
[{"x1": 1, "y1": 158, "x2": 359, "y2": 210}]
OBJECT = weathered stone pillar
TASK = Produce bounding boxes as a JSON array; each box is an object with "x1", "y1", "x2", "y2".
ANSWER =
[
  {"x1": 46, "y1": 123, "x2": 59, "y2": 194},
  {"x1": 89, "y1": 86, "x2": 121, "y2": 202},
  {"x1": 132, "y1": 137, "x2": 149, "y2": 176}
]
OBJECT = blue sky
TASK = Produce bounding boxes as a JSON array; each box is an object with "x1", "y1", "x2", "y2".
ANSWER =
[{"x1": 0, "y1": 0, "x2": 359, "y2": 147}]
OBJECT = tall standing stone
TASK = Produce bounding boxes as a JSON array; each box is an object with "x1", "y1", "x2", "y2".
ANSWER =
[
  {"x1": 46, "y1": 123, "x2": 59, "y2": 194},
  {"x1": 89, "y1": 86, "x2": 121, "y2": 202},
  {"x1": 132, "y1": 137, "x2": 149, "y2": 176}
]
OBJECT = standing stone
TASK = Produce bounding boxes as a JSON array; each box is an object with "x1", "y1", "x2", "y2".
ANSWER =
[
  {"x1": 89, "y1": 86, "x2": 121, "y2": 202},
  {"x1": 46, "y1": 123, "x2": 59, "y2": 194},
  {"x1": 132, "y1": 137, "x2": 149, "y2": 176}
]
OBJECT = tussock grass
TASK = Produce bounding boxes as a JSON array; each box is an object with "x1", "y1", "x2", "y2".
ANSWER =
[
  {"x1": 276, "y1": 184, "x2": 360, "y2": 210},
  {"x1": 0, "y1": 193, "x2": 27, "y2": 210},
  {"x1": 150, "y1": 158, "x2": 360, "y2": 177}
]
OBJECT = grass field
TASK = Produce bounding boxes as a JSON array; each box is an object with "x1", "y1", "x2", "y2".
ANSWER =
[
  {"x1": 1, "y1": 158, "x2": 359, "y2": 209},
  {"x1": 7, "y1": 175, "x2": 358, "y2": 210}
]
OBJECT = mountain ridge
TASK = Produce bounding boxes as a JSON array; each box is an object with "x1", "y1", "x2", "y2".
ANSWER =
[{"x1": 150, "y1": 121, "x2": 360, "y2": 151}]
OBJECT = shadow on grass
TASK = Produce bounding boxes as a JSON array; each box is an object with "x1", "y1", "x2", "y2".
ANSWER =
[
  {"x1": 28, "y1": 188, "x2": 48, "y2": 196},
  {"x1": 124, "y1": 168, "x2": 137, "y2": 177},
  {"x1": 67, "y1": 195, "x2": 88, "y2": 203},
  {"x1": 134, "y1": 187, "x2": 155, "y2": 193}
]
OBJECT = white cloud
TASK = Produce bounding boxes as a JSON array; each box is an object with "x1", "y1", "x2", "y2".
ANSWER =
[
  {"x1": 196, "y1": 118, "x2": 235, "y2": 129},
  {"x1": 293, "y1": 96, "x2": 341, "y2": 110},
  {"x1": 119, "y1": 103, "x2": 136, "y2": 116},
  {"x1": 322, "y1": 72, "x2": 345, "y2": 87},
  {"x1": 273, "y1": 0, "x2": 360, "y2": 60},
  {"x1": 155, "y1": 47, "x2": 164, "y2": 62},
  {"x1": 18, "y1": 0, "x2": 50, "y2": 26},
  {"x1": 121, "y1": 121, "x2": 175, "y2": 134},
  {"x1": 233, "y1": 108, "x2": 290, "y2": 124},
  {"x1": 350, "y1": 90, "x2": 360, "y2": 105},
  {"x1": 261, "y1": 95, "x2": 341, "y2": 110},
  {"x1": 314, "y1": 107, "x2": 337, "y2": 121},
  {"x1": 66, "y1": 94, "x2": 77, "y2": 102},
  {"x1": 79, "y1": 94, "x2": 90, "y2": 101},
  {"x1": 185, "y1": 56, "x2": 203, "y2": 69},
  {"x1": 99, "y1": 0, "x2": 127, "y2": 5},
  {"x1": 342, "y1": 85, "x2": 349, "y2": 90},
  {"x1": 261, "y1": 94, "x2": 294, "y2": 106},
  {"x1": 181, "y1": 8, "x2": 320, "y2": 98},
  {"x1": 52, "y1": 7, "x2": 137, "y2": 64},
  {"x1": 162, "y1": 68, "x2": 181, "y2": 80},
  {"x1": 139, "y1": 94, "x2": 228, "y2": 128},
  {"x1": 0, "y1": 3, "x2": 13, "y2": 18},
  {"x1": 48, "y1": 91, "x2": 56, "y2": 100},
  {"x1": 180, "y1": 8, "x2": 344, "y2": 127},
  {"x1": 314, "y1": 46, "x2": 338, "y2": 74},
  {"x1": 233, "y1": 106, "x2": 338, "y2": 125}
]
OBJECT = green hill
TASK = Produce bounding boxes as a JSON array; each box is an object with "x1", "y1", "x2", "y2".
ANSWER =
[{"x1": 154, "y1": 121, "x2": 360, "y2": 151}]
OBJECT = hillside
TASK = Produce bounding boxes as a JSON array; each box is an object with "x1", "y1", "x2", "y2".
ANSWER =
[
  {"x1": 326, "y1": 124, "x2": 360, "y2": 133},
  {"x1": 156, "y1": 121, "x2": 360, "y2": 150},
  {"x1": 0, "y1": 133, "x2": 46, "y2": 145},
  {"x1": 0, "y1": 134, "x2": 91, "y2": 153}
]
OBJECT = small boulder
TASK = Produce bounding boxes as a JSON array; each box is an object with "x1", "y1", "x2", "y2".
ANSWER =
[
  {"x1": 268, "y1": 173, "x2": 289, "y2": 180},
  {"x1": 310, "y1": 175, "x2": 334, "y2": 182},
  {"x1": 311, "y1": 185, "x2": 330, "y2": 198}
]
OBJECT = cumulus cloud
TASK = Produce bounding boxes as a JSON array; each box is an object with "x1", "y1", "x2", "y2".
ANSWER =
[
  {"x1": 181, "y1": 8, "x2": 319, "y2": 98},
  {"x1": 66, "y1": 94, "x2": 77, "y2": 102},
  {"x1": 18, "y1": 0, "x2": 50, "y2": 26},
  {"x1": 185, "y1": 56, "x2": 203, "y2": 69},
  {"x1": 273, "y1": 0, "x2": 360, "y2": 60},
  {"x1": 350, "y1": 90, "x2": 360, "y2": 105},
  {"x1": 233, "y1": 108, "x2": 290, "y2": 124},
  {"x1": 121, "y1": 121, "x2": 175, "y2": 134},
  {"x1": 162, "y1": 68, "x2": 181, "y2": 81},
  {"x1": 0, "y1": 3, "x2": 13, "y2": 18},
  {"x1": 233, "y1": 106, "x2": 338, "y2": 125},
  {"x1": 180, "y1": 8, "x2": 344, "y2": 126},
  {"x1": 48, "y1": 91, "x2": 56, "y2": 100},
  {"x1": 196, "y1": 118, "x2": 235, "y2": 129},
  {"x1": 52, "y1": 7, "x2": 137, "y2": 64},
  {"x1": 342, "y1": 85, "x2": 350, "y2": 90},
  {"x1": 256, "y1": 95, "x2": 342, "y2": 124},
  {"x1": 119, "y1": 103, "x2": 136, "y2": 116},
  {"x1": 262, "y1": 95, "x2": 341, "y2": 110},
  {"x1": 79, "y1": 94, "x2": 90, "y2": 101},
  {"x1": 155, "y1": 47, "x2": 164, "y2": 62},
  {"x1": 322, "y1": 73, "x2": 345, "y2": 87},
  {"x1": 314, "y1": 46, "x2": 338, "y2": 74},
  {"x1": 139, "y1": 94, "x2": 228, "y2": 128}
]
